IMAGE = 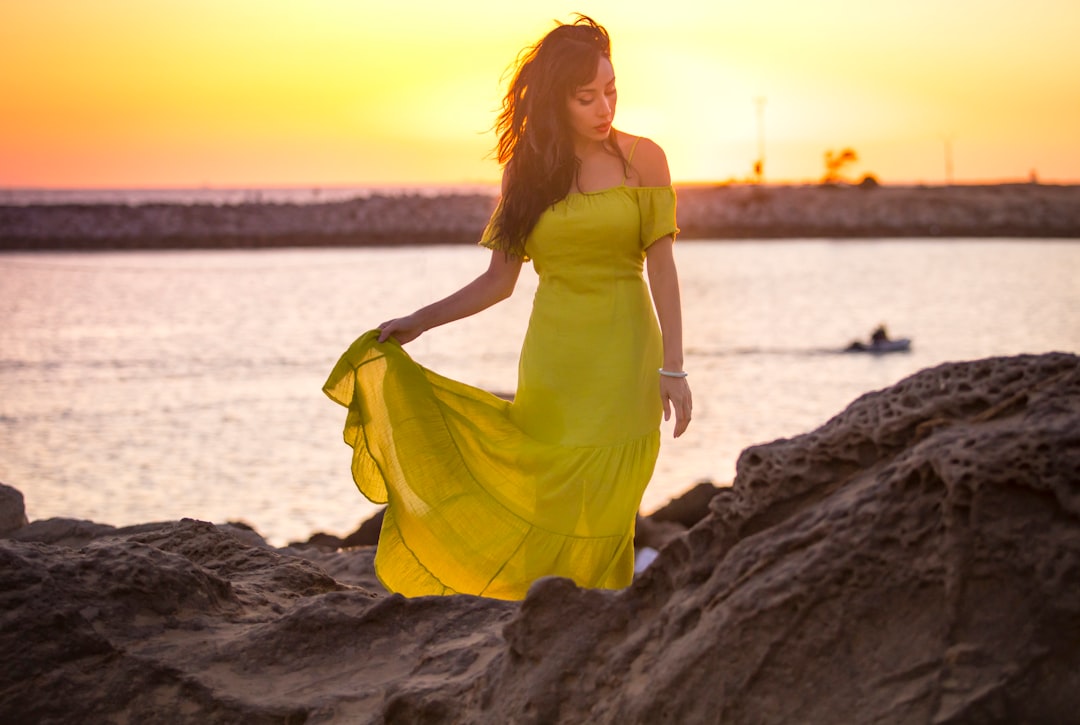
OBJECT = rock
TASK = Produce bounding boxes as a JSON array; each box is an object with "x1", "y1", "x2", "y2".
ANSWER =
[
  {"x1": 290, "y1": 508, "x2": 385, "y2": 550},
  {"x1": 0, "y1": 517, "x2": 512, "y2": 723},
  {"x1": 633, "y1": 514, "x2": 685, "y2": 551},
  {"x1": 290, "y1": 531, "x2": 344, "y2": 550},
  {"x1": 635, "y1": 480, "x2": 723, "y2": 551},
  {"x1": 342, "y1": 508, "x2": 385, "y2": 548},
  {"x1": 648, "y1": 480, "x2": 721, "y2": 528},
  {"x1": 293, "y1": 546, "x2": 386, "y2": 593},
  {"x1": 9, "y1": 516, "x2": 270, "y2": 551},
  {"x1": 2, "y1": 353, "x2": 1077, "y2": 723},
  {"x1": 450, "y1": 352, "x2": 1080, "y2": 723},
  {"x1": 8, "y1": 517, "x2": 118, "y2": 547},
  {"x1": 218, "y1": 520, "x2": 272, "y2": 549},
  {"x1": 0, "y1": 483, "x2": 29, "y2": 536}
]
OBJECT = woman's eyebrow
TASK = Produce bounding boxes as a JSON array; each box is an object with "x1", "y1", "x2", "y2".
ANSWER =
[{"x1": 576, "y1": 80, "x2": 615, "y2": 95}]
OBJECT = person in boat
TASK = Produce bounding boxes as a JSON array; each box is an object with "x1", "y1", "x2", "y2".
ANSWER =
[{"x1": 847, "y1": 324, "x2": 889, "y2": 351}]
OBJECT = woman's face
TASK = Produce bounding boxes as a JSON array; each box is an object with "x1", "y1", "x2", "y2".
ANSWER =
[{"x1": 565, "y1": 56, "x2": 617, "y2": 148}]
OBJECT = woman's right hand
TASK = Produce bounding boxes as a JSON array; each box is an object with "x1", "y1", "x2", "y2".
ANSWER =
[{"x1": 377, "y1": 314, "x2": 425, "y2": 345}]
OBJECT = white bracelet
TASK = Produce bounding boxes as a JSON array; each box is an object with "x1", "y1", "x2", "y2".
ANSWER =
[{"x1": 658, "y1": 368, "x2": 688, "y2": 378}]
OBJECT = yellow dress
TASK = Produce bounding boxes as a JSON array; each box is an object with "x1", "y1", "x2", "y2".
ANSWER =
[{"x1": 323, "y1": 180, "x2": 678, "y2": 600}]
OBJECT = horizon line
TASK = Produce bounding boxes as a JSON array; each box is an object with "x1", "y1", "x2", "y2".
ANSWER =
[{"x1": 4, "y1": 176, "x2": 1079, "y2": 193}]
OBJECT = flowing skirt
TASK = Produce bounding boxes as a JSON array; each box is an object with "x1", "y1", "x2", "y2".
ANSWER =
[{"x1": 323, "y1": 330, "x2": 659, "y2": 600}]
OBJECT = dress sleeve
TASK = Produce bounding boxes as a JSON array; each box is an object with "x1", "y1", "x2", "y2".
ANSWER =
[
  {"x1": 478, "y1": 199, "x2": 530, "y2": 261},
  {"x1": 638, "y1": 186, "x2": 680, "y2": 249},
  {"x1": 477, "y1": 199, "x2": 504, "y2": 252}
]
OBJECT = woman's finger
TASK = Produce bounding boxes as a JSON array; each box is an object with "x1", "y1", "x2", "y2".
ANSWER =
[{"x1": 674, "y1": 408, "x2": 691, "y2": 437}]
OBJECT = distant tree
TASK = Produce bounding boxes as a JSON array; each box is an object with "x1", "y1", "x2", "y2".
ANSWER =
[
  {"x1": 858, "y1": 173, "x2": 880, "y2": 189},
  {"x1": 822, "y1": 148, "x2": 858, "y2": 184}
]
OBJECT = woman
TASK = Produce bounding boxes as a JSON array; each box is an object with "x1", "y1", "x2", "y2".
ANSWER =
[{"x1": 323, "y1": 15, "x2": 691, "y2": 600}]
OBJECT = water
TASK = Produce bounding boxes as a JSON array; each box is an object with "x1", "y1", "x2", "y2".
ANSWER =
[{"x1": 1, "y1": 240, "x2": 1077, "y2": 545}]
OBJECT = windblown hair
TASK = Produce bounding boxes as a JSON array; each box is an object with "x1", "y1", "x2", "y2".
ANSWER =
[{"x1": 492, "y1": 15, "x2": 625, "y2": 258}]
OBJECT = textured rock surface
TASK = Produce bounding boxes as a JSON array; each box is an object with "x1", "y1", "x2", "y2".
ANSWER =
[
  {"x1": 0, "y1": 483, "x2": 29, "y2": 536},
  {"x1": 648, "y1": 480, "x2": 720, "y2": 528},
  {"x1": 458, "y1": 352, "x2": 1080, "y2": 724},
  {"x1": 2, "y1": 353, "x2": 1077, "y2": 723},
  {"x1": 1, "y1": 519, "x2": 510, "y2": 723},
  {"x1": 294, "y1": 508, "x2": 386, "y2": 550}
]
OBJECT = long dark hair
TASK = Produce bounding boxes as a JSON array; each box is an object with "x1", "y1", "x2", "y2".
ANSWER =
[{"x1": 492, "y1": 15, "x2": 624, "y2": 258}]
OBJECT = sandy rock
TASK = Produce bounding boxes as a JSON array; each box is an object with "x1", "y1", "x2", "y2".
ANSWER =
[
  {"x1": 0, "y1": 483, "x2": 29, "y2": 536},
  {"x1": 343, "y1": 508, "x2": 386, "y2": 548},
  {"x1": 291, "y1": 531, "x2": 346, "y2": 550},
  {"x1": 0, "y1": 517, "x2": 513, "y2": 723},
  {"x1": 218, "y1": 520, "x2": 272, "y2": 549},
  {"x1": 2, "y1": 352, "x2": 1077, "y2": 723},
  {"x1": 293, "y1": 546, "x2": 386, "y2": 593},
  {"x1": 8, "y1": 517, "x2": 119, "y2": 547},
  {"x1": 648, "y1": 479, "x2": 721, "y2": 528},
  {"x1": 446, "y1": 352, "x2": 1080, "y2": 723},
  {"x1": 10, "y1": 516, "x2": 272, "y2": 551},
  {"x1": 634, "y1": 514, "x2": 686, "y2": 551},
  {"x1": 291, "y1": 508, "x2": 385, "y2": 550},
  {"x1": 635, "y1": 480, "x2": 722, "y2": 551}
]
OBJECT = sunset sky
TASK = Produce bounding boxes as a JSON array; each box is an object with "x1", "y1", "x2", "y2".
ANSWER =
[{"x1": 2, "y1": 0, "x2": 1078, "y2": 189}]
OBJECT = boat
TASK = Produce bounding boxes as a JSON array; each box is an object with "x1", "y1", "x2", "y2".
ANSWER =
[
  {"x1": 844, "y1": 337, "x2": 912, "y2": 354},
  {"x1": 844, "y1": 324, "x2": 911, "y2": 354}
]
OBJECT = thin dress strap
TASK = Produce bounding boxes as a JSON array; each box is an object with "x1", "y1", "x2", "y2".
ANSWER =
[{"x1": 624, "y1": 136, "x2": 642, "y2": 180}]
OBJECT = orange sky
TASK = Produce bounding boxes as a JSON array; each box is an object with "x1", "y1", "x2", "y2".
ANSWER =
[{"x1": 2, "y1": 0, "x2": 1079, "y2": 188}]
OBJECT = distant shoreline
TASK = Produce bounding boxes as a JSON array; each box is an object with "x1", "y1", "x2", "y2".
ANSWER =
[{"x1": 1, "y1": 183, "x2": 1078, "y2": 251}]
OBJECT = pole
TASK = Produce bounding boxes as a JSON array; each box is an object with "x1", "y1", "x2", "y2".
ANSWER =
[
  {"x1": 944, "y1": 137, "x2": 954, "y2": 185},
  {"x1": 755, "y1": 97, "x2": 766, "y2": 183}
]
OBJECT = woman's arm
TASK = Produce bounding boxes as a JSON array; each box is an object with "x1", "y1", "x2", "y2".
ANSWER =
[
  {"x1": 378, "y1": 249, "x2": 523, "y2": 345},
  {"x1": 647, "y1": 236, "x2": 692, "y2": 438},
  {"x1": 633, "y1": 135, "x2": 691, "y2": 437}
]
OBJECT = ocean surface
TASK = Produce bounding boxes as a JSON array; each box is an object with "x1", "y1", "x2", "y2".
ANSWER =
[{"x1": 2, "y1": 239, "x2": 1077, "y2": 545}]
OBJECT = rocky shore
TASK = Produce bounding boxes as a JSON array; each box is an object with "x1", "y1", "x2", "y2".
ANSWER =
[
  {"x1": 2, "y1": 351, "x2": 1079, "y2": 723},
  {"x1": 1, "y1": 184, "x2": 1078, "y2": 251}
]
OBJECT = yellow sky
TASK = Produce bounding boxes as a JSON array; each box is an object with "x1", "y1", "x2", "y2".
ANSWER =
[{"x1": 2, "y1": 0, "x2": 1079, "y2": 188}]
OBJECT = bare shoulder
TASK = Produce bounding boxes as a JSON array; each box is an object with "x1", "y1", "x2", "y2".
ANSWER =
[{"x1": 621, "y1": 134, "x2": 671, "y2": 187}]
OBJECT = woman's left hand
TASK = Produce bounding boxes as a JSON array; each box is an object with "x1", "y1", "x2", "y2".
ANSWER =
[
  {"x1": 377, "y1": 314, "x2": 425, "y2": 345},
  {"x1": 660, "y1": 376, "x2": 692, "y2": 438}
]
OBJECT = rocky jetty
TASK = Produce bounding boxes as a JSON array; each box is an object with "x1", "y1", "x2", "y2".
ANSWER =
[
  {"x1": 1, "y1": 184, "x2": 1078, "y2": 250},
  {"x1": 676, "y1": 183, "x2": 1080, "y2": 239},
  {"x1": 0, "y1": 194, "x2": 499, "y2": 251},
  {"x1": 2, "y1": 351, "x2": 1078, "y2": 723}
]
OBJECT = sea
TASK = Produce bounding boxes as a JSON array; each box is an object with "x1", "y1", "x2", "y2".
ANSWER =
[{"x1": 2, "y1": 189, "x2": 1078, "y2": 546}]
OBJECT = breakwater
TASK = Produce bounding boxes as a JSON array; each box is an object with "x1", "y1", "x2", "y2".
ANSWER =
[{"x1": 1, "y1": 183, "x2": 1078, "y2": 250}]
